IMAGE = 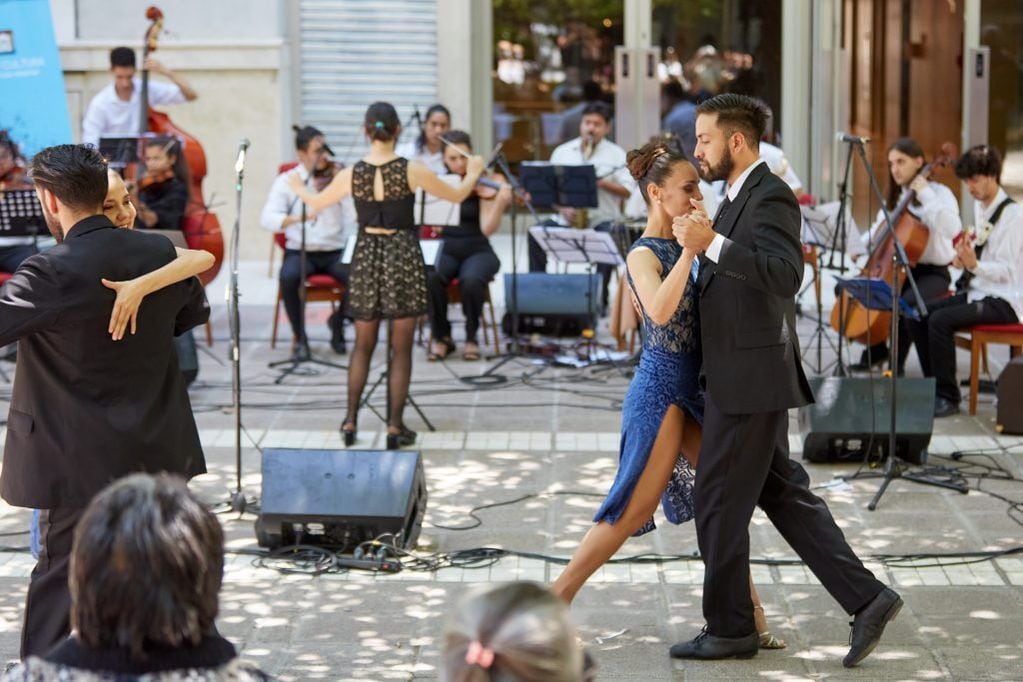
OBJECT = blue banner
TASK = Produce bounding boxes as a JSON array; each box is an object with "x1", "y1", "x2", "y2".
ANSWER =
[{"x1": 0, "y1": 0, "x2": 72, "y2": 157}]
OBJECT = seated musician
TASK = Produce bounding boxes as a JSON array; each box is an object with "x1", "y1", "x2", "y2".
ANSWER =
[
  {"x1": 426, "y1": 131, "x2": 509, "y2": 362},
  {"x1": 0, "y1": 131, "x2": 38, "y2": 272},
  {"x1": 81, "y1": 47, "x2": 197, "y2": 148},
  {"x1": 906, "y1": 145, "x2": 1022, "y2": 417},
  {"x1": 528, "y1": 102, "x2": 635, "y2": 314},
  {"x1": 260, "y1": 125, "x2": 356, "y2": 358},
  {"x1": 849, "y1": 137, "x2": 961, "y2": 373},
  {"x1": 133, "y1": 136, "x2": 190, "y2": 231}
]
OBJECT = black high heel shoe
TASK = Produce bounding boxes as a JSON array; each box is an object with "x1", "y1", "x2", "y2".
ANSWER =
[
  {"x1": 386, "y1": 425, "x2": 416, "y2": 449},
  {"x1": 341, "y1": 419, "x2": 357, "y2": 447}
]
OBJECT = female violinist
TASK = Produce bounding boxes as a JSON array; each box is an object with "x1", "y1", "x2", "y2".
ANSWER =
[
  {"x1": 427, "y1": 130, "x2": 510, "y2": 361},
  {"x1": 849, "y1": 137, "x2": 961, "y2": 373},
  {"x1": 133, "y1": 135, "x2": 190, "y2": 231},
  {"x1": 396, "y1": 103, "x2": 451, "y2": 173},
  {"x1": 288, "y1": 101, "x2": 484, "y2": 450}
]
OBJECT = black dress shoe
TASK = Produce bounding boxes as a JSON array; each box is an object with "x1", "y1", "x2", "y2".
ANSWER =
[
  {"x1": 933, "y1": 397, "x2": 960, "y2": 418},
  {"x1": 328, "y1": 312, "x2": 346, "y2": 354},
  {"x1": 669, "y1": 628, "x2": 758, "y2": 660},
  {"x1": 849, "y1": 345, "x2": 889, "y2": 371},
  {"x1": 843, "y1": 587, "x2": 902, "y2": 668}
]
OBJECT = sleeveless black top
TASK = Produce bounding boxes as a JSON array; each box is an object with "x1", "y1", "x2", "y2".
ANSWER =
[
  {"x1": 443, "y1": 194, "x2": 485, "y2": 239},
  {"x1": 352, "y1": 158, "x2": 415, "y2": 231}
]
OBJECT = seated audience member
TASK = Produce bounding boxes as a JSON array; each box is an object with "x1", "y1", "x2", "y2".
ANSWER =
[
  {"x1": 3, "y1": 474, "x2": 271, "y2": 681},
  {"x1": 442, "y1": 582, "x2": 595, "y2": 682},
  {"x1": 907, "y1": 144, "x2": 1022, "y2": 417}
]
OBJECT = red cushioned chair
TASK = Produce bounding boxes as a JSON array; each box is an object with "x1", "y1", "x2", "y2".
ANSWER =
[
  {"x1": 269, "y1": 231, "x2": 346, "y2": 349},
  {"x1": 954, "y1": 323, "x2": 1023, "y2": 415}
]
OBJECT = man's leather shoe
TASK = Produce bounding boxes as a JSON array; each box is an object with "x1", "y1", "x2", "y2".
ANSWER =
[
  {"x1": 669, "y1": 628, "x2": 758, "y2": 660},
  {"x1": 934, "y1": 397, "x2": 960, "y2": 418},
  {"x1": 843, "y1": 587, "x2": 902, "y2": 668}
]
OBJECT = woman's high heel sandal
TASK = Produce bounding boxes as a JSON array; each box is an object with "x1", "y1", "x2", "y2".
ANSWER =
[
  {"x1": 386, "y1": 425, "x2": 416, "y2": 449},
  {"x1": 341, "y1": 420, "x2": 357, "y2": 447},
  {"x1": 753, "y1": 605, "x2": 786, "y2": 649}
]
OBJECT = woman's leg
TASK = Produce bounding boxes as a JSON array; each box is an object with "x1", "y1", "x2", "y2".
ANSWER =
[
  {"x1": 428, "y1": 252, "x2": 459, "y2": 343},
  {"x1": 386, "y1": 316, "x2": 418, "y2": 429},
  {"x1": 458, "y1": 248, "x2": 500, "y2": 344},
  {"x1": 345, "y1": 319, "x2": 381, "y2": 426},
  {"x1": 750, "y1": 577, "x2": 786, "y2": 648},
  {"x1": 551, "y1": 405, "x2": 686, "y2": 604}
]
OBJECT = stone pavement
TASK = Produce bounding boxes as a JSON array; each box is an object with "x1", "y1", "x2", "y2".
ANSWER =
[{"x1": 1, "y1": 236, "x2": 1022, "y2": 680}]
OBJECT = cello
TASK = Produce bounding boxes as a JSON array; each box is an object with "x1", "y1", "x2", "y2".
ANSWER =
[
  {"x1": 829, "y1": 143, "x2": 956, "y2": 345},
  {"x1": 139, "y1": 6, "x2": 224, "y2": 286}
]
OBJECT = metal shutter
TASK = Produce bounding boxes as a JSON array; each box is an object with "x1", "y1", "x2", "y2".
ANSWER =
[{"x1": 298, "y1": 0, "x2": 438, "y2": 163}]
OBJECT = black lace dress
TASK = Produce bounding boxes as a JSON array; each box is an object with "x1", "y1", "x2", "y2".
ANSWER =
[{"x1": 347, "y1": 158, "x2": 428, "y2": 320}]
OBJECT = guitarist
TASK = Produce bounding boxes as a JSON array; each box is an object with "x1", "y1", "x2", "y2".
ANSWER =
[
  {"x1": 907, "y1": 145, "x2": 1022, "y2": 417},
  {"x1": 850, "y1": 137, "x2": 961, "y2": 373}
]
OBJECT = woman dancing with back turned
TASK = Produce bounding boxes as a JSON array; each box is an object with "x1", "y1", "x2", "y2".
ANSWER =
[
  {"x1": 290, "y1": 102, "x2": 485, "y2": 449},
  {"x1": 550, "y1": 140, "x2": 784, "y2": 649}
]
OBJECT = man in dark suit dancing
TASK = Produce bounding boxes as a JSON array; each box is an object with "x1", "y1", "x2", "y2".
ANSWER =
[
  {"x1": 670, "y1": 95, "x2": 901, "y2": 667},
  {"x1": 0, "y1": 145, "x2": 209, "y2": 658}
]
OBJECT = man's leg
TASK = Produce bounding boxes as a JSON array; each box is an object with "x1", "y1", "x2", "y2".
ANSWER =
[
  {"x1": 21, "y1": 507, "x2": 80, "y2": 658},
  {"x1": 278, "y1": 250, "x2": 306, "y2": 344},
  {"x1": 905, "y1": 294, "x2": 966, "y2": 378}
]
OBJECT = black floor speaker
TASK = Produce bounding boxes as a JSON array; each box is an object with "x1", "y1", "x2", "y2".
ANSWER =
[
  {"x1": 997, "y1": 356, "x2": 1023, "y2": 434},
  {"x1": 502, "y1": 273, "x2": 599, "y2": 336},
  {"x1": 255, "y1": 448, "x2": 427, "y2": 550},
  {"x1": 798, "y1": 376, "x2": 935, "y2": 465}
]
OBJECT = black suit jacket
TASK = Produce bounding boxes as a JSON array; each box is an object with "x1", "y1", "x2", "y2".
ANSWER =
[
  {"x1": 697, "y1": 162, "x2": 814, "y2": 415},
  {"x1": 0, "y1": 216, "x2": 209, "y2": 508}
]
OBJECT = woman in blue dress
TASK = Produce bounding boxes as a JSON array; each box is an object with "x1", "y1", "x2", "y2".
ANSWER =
[{"x1": 551, "y1": 140, "x2": 784, "y2": 649}]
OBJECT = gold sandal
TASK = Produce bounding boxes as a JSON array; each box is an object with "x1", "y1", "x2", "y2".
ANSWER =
[{"x1": 758, "y1": 632, "x2": 787, "y2": 649}]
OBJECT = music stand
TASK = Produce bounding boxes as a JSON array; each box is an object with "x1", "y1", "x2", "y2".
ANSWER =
[
  {"x1": 799, "y1": 203, "x2": 843, "y2": 374},
  {"x1": 98, "y1": 136, "x2": 144, "y2": 170},
  {"x1": 0, "y1": 189, "x2": 44, "y2": 239}
]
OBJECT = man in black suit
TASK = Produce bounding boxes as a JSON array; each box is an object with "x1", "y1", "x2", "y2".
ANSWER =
[
  {"x1": 0, "y1": 145, "x2": 209, "y2": 658},
  {"x1": 670, "y1": 95, "x2": 901, "y2": 667}
]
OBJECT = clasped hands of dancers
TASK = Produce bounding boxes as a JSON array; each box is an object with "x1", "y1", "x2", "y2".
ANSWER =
[{"x1": 552, "y1": 94, "x2": 902, "y2": 668}]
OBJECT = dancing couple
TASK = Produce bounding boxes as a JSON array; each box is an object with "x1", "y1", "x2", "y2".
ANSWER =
[{"x1": 554, "y1": 94, "x2": 902, "y2": 668}]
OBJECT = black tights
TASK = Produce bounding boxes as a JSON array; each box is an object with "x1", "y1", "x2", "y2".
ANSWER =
[{"x1": 345, "y1": 316, "x2": 417, "y2": 430}]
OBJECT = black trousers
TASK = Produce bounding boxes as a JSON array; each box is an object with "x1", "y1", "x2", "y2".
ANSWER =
[
  {"x1": 906, "y1": 293, "x2": 1018, "y2": 403},
  {"x1": 427, "y1": 236, "x2": 500, "y2": 343},
  {"x1": 695, "y1": 393, "x2": 885, "y2": 637},
  {"x1": 279, "y1": 249, "x2": 348, "y2": 342},
  {"x1": 22, "y1": 507, "x2": 81, "y2": 658},
  {"x1": 0, "y1": 244, "x2": 38, "y2": 272}
]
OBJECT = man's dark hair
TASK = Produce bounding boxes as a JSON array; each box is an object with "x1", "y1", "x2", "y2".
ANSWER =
[
  {"x1": 30, "y1": 144, "x2": 108, "y2": 212},
  {"x1": 109, "y1": 47, "x2": 136, "y2": 69},
  {"x1": 695, "y1": 93, "x2": 769, "y2": 151},
  {"x1": 955, "y1": 144, "x2": 1002, "y2": 182},
  {"x1": 292, "y1": 124, "x2": 325, "y2": 152},
  {"x1": 582, "y1": 101, "x2": 613, "y2": 123},
  {"x1": 442, "y1": 129, "x2": 472, "y2": 150},
  {"x1": 582, "y1": 79, "x2": 604, "y2": 103},
  {"x1": 70, "y1": 473, "x2": 224, "y2": 658}
]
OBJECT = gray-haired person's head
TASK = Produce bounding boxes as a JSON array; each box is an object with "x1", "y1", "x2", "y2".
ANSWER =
[{"x1": 442, "y1": 582, "x2": 590, "y2": 681}]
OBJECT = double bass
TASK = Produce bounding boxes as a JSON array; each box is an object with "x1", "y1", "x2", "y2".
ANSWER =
[
  {"x1": 829, "y1": 143, "x2": 956, "y2": 345},
  {"x1": 139, "y1": 6, "x2": 223, "y2": 286}
]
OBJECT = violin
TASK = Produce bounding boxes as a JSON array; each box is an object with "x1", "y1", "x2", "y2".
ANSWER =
[
  {"x1": 312, "y1": 159, "x2": 343, "y2": 190},
  {"x1": 136, "y1": 168, "x2": 175, "y2": 192}
]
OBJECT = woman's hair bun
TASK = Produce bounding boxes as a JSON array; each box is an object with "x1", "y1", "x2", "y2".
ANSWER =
[{"x1": 627, "y1": 142, "x2": 669, "y2": 183}]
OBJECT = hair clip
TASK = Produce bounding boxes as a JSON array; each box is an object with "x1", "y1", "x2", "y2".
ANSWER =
[
  {"x1": 374, "y1": 121, "x2": 385, "y2": 129},
  {"x1": 465, "y1": 641, "x2": 495, "y2": 669}
]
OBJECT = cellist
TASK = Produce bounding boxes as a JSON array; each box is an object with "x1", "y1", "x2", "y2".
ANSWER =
[
  {"x1": 849, "y1": 137, "x2": 961, "y2": 373},
  {"x1": 81, "y1": 47, "x2": 197, "y2": 148}
]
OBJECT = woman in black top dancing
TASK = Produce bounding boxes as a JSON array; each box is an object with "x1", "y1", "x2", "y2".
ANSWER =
[
  {"x1": 427, "y1": 130, "x2": 510, "y2": 361},
  {"x1": 290, "y1": 102, "x2": 485, "y2": 448}
]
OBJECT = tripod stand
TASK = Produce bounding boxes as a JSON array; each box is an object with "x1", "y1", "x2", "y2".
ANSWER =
[
  {"x1": 226, "y1": 140, "x2": 251, "y2": 513},
  {"x1": 799, "y1": 205, "x2": 842, "y2": 374},
  {"x1": 836, "y1": 138, "x2": 968, "y2": 509},
  {"x1": 269, "y1": 163, "x2": 347, "y2": 383}
]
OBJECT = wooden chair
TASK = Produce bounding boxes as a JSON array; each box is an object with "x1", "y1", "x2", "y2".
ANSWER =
[
  {"x1": 953, "y1": 323, "x2": 1023, "y2": 415},
  {"x1": 269, "y1": 232, "x2": 346, "y2": 349},
  {"x1": 445, "y1": 278, "x2": 501, "y2": 357}
]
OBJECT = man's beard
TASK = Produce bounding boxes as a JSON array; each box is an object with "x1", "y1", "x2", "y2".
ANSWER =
[
  {"x1": 40, "y1": 201, "x2": 64, "y2": 243},
  {"x1": 699, "y1": 148, "x2": 734, "y2": 183}
]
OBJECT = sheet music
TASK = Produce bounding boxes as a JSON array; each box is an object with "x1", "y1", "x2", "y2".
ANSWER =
[
  {"x1": 527, "y1": 225, "x2": 624, "y2": 267},
  {"x1": 413, "y1": 173, "x2": 461, "y2": 227}
]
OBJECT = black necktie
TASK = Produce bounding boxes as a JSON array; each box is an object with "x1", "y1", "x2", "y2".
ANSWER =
[{"x1": 713, "y1": 197, "x2": 732, "y2": 225}]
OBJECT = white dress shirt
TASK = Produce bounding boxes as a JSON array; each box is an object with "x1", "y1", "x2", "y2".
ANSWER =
[
  {"x1": 862, "y1": 181, "x2": 961, "y2": 267},
  {"x1": 759, "y1": 142, "x2": 803, "y2": 192},
  {"x1": 260, "y1": 165, "x2": 356, "y2": 252},
  {"x1": 81, "y1": 78, "x2": 186, "y2": 148},
  {"x1": 705, "y1": 159, "x2": 766, "y2": 262},
  {"x1": 396, "y1": 140, "x2": 445, "y2": 174},
  {"x1": 966, "y1": 187, "x2": 1023, "y2": 319},
  {"x1": 550, "y1": 136, "x2": 635, "y2": 226}
]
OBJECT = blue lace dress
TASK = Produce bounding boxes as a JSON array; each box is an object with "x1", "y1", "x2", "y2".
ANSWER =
[{"x1": 592, "y1": 237, "x2": 703, "y2": 535}]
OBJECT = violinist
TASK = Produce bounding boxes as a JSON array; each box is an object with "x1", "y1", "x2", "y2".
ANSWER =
[
  {"x1": 133, "y1": 136, "x2": 189, "y2": 231},
  {"x1": 396, "y1": 103, "x2": 451, "y2": 174},
  {"x1": 426, "y1": 131, "x2": 510, "y2": 361},
  {"x1": 908, "y1": 146, "x2": 1022, "y2": 417},
  {"x1": 260, "y1": 125, "x2": 357, "y2": 357},
  {"x1": 81, "y1": 47, "x2": 197, "y2": 149},
  {"x1": 850, "y1": 137, "x2": 961, "y2": 373},
  {"x1": 0, "y1": 131, "x2": 38, "y2": 272}
]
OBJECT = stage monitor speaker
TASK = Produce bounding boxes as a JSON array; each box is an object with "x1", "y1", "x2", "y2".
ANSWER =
[
  {"x1": 255, "y1": 448, "x2": 427, "y2": 550},
  {"x1": 798, "y1": 377, "x2": 935, "y2": 465},
  {"x1": 503, "y1": 273, "x2": 599, "y2": 336},
  {"x1": 996, "y1": 356, "x2": 1023, "y2": 435}
]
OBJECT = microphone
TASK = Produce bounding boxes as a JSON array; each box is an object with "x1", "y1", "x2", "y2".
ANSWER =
[
  {"x1": 234, "y1": 138, "x2": 250, "y2": 174},
  {"x1": 321, "y1": 142, "x2": 336, "y2": 158},
  {"x1": 836, "y1": 132, "x2": 870, "y2": 145},
  {"x1": 413, "y1": 104, "x2": 423, "y2": 126}
]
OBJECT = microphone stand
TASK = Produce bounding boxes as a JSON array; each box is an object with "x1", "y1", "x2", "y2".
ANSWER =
[
  {"x1": 268, "y1": 156, "x2": 348, "y2": 383},
  {"x1": 227, "y1": 142, "x2": 248, "y2": 513}
]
